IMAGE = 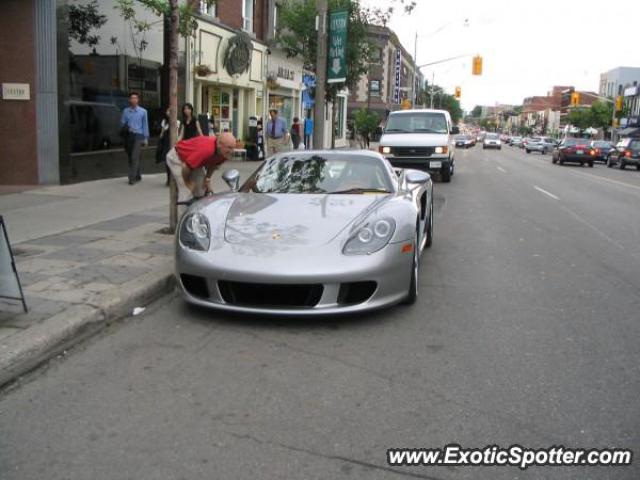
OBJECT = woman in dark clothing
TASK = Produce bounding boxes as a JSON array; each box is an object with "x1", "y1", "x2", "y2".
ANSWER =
[
  {"x1": 179, "y1": 103, "x2": 202, "y2": 141},
  {"x1": 156, "y1": 107, "x2": 180, "y2": 185},
  {"x1": 290, "y1": 117, "x2": 302, "y2": 150}
]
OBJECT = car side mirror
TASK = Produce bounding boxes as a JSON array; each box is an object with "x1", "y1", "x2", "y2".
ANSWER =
[
  {"x1": 405, "y1": 170, "x2": 430, "y2": 185},
  {"x1": 222, "y1": 169, "x2": 240, "y2": 191},
  {"x1": 450, "y1": 126, "x2": 460, "y2": 134}
]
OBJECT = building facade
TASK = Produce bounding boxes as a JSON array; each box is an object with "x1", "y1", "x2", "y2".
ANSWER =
[
  {"x1": 599, "y1": 67, "x2": 640, "y2": 98},
  {"x1": 348, "y1": 25, "x2": 422, "y2": 119}
]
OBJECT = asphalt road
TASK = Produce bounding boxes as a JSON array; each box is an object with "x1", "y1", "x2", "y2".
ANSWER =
[{"x1": 1, "y1": 146, "x2": 639, "y2": 480}]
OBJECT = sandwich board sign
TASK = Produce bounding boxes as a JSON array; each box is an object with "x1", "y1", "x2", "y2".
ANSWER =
[{"x1": 0, "y1": 216, "x2": 27, "y2": 312}]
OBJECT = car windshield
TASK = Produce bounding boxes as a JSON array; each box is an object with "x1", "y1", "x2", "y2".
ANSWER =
[
  {"x1": 593, "y1": 141, "x2": 610, "y2": 147},
  {"x1": 385, "y1": 112, "x2": 448, "y2": 134},
  {"x1": 562, "y1": 138, "x2": 579, "y2": 146},
  {"x1": 455, "y1": 135, "x2": 467, "y2": 140},
  {"x1": 240, "y1": 154, "x2": 394, "y2": 194},
  {"x1": 486, "y1": 133, "x2": 499, "y2": 139}
]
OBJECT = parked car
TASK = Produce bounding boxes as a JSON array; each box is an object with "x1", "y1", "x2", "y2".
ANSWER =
[
  {"x1": 520, "y1": 137, "x2": 531, "y2": 149},
  {"x1": 526, "y1": 137, "x2": 556, "y2": 154},
  {"x1": 483, "y1": 133, "x2": 501, "y2": 149},
  {"x1": 378, "y1": 109, "x2": 459, "y2": 182},
  {"x1": 510, "y1": 136, "x2": 523, "y2": 147},
  {"x1": 551, "y1": 138, "x2": 595, "y2": 167},
  {"x1": 176, "y1": 150, "x2": 434, "y2": 314},
  {"x1": 606, "y1": 138, "x2": 640, "y2": 170},
  {"x1": 588, "y1": 140, "x2": 614, "y2": 163}
]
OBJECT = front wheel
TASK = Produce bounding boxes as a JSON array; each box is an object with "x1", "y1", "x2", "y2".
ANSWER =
[
  {"x1": 588, "y1": 161, "x2": 594, "y2": 168},
  {"x1": 425, "y1": 201, "x2": 434, "y2": 248},
  {"x1": 441, "y1": 163, "x2": 451, "y2": 183},
  {"x1": 402, "y1": 230, "x2": 419, "y2": 305},
  {"x1": 620, "y1": 161, "x2": 626, "y2": 170},
  {"x1": 526, "y1": 149, "x2": 531, "y2": 154}
]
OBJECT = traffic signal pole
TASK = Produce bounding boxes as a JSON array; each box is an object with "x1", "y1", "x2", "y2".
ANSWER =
[{"x1": 313, "y1": 0, "x2": 328, "y2": 149}]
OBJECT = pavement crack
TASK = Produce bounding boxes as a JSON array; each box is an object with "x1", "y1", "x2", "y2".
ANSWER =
[{"x1": 222, "y1": 430, "x2": 446, "y2": 480}]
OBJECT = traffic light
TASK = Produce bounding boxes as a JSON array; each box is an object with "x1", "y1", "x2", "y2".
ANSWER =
[
  {"x1": 455, "y1": 86, "x2": 461, "y2": 99},
  {"x1": 615, "y1": 95, "x2": 623, "y2": 112},
  {"x1": 472, "y1": 55, "x2": 483, "y2": 75},
  {"x1": 571, "y1": 92, "x2": 580, "y2": 106}
]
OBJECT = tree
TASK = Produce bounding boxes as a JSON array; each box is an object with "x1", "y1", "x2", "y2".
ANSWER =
[
  {"x1": 566, "y1": 107, "x2": 592, "y2": 131},
  {"x1": 590, "y1": 100, "x2": 613, "y2": 134},
  {"x1": 352, "y1": 109, "x2": 379, "y2": 148},
  {"x1": 418, "y1": 84, "x2": 462, "y2": 124},
  {"x1": 470, "y1": 105, "x2": 482, "y2": 118},
  {"x1": 68, "y1": 0, "x2": 108, "y2": 50},
  {"x1": 119, "y1": 0, "x2": 215, "y2": 231}
]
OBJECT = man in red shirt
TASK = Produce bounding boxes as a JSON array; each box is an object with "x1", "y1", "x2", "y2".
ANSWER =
[{"x1": 166, "y1": 132, "x2": 236, "y2": 204}]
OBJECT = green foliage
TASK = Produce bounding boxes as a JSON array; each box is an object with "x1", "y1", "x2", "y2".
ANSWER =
[
  {"x1": 419, "y1": 85, "x2": 462, "y2": 124},
  {"x1": 68, "y1": 0, "x2": 107, "y2": 48},
  {"x1": 353, "y1": 109, "x2": 380, "y2": 139},
  {"x1": 566, "y1": 107, "x2": 592, "y2": 130},
  {"x1": 470, "y1": 105, "x2": 482, "y2": 117},
  {"x1": 119, "y1": 0, "x2": 216, "y2": 38},
  {"x1": 277, "y1": 0, "x2": 370, "y2": 99}
]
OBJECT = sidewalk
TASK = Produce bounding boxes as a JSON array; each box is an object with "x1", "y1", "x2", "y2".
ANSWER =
[{"x1": 0, "y1": 161, "x2": 257, "y2": 387}]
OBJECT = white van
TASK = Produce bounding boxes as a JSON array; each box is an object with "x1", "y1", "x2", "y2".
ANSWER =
[{"x1": 378, "y1": 109, "x2": 459, "y2": 182}]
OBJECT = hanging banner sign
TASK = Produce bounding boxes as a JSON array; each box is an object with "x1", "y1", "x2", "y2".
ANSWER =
[
  {"x1": 394, "y1": 49, "x2": 402, "y2": 104},
  {"x1": 327, "y1": 10, "x2": 348, "y2": 84},
  {"x1": 0, "y1": 216, "x2": 28, "y2": 312}
]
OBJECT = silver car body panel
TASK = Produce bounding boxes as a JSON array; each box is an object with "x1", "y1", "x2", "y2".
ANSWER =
[{"x1": 175, "y1": 150, "x2": 433, "y2": 315}]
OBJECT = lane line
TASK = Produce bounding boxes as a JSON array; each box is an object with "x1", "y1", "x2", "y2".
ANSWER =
[
  {"x1": 496, "y1": 166, "x2": 507, "y2": 173},
  {"x1": 534, "y1": 185, "x2": 560, "y2": 200},
  {"x1": 566, "y1": 169, "x2": 640, "y2": 193}
]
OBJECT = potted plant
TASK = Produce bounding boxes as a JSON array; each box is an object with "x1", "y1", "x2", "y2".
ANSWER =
[{"x1": 195, "y1": 64, "x2": 212, "y2": 77}]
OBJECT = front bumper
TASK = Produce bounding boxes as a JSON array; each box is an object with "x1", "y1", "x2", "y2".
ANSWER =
[
  {"x1": 483, "y1": 143, "x2": 501, "y2": 149},
  {"x1": 384, "y1": 154, "x2": 450, "y2": 171},
  {"x1": 560, "y1": 153, "x2": 594, "y2": 163},
  {"x1": 175, "y1": 242, "x2": 414, "y2": 315}
]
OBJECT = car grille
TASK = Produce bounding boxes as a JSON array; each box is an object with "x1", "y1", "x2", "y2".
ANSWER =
[
  {"x1": 337, "y1": 281, "x2": 377, "y2": 305},
  {"x1": 218, "y1": 281, "x2": 324, "y2": 308},
  {"x1": 393, "y1": 147, "x2": 434, "y2": 157},
  {"x1": 181, "y1": 274, "x2": 209, "y2": 299}
]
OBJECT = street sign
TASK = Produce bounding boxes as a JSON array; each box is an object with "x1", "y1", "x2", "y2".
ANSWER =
[
  {"x1": 394, "y1": 49, "x2": 401, "y2": 104},
  {"x1": 327, "y1": 10, "x2": 348, "y2": 84}
]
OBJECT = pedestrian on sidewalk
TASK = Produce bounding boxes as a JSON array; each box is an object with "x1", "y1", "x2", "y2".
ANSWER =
[
  {"x1": 304, "y1": 112, "x2": 314, "y2": 149},
  {"x1": 121, "y1": 92, "x2": 149, "y2": 185},
  {"x1": 165, "y1": 132, "x2": 236, "y2": 207},
  {"x1": 178, "y1": 103, "x2": 203, "y2": 141},
  {"x1": 156, "y1": 107, "x2": 180, "y2": 186},
  {"x1": 290, "y1": 117, "x2": 302, "y2": 150},
  {"x1": 266, "y1": 109, "x2": 289, "y2": 155}
]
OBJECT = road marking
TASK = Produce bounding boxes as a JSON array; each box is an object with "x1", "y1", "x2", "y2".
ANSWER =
[
  {"x1": 534, "y1": 185, "x2": 559, "y2": 200},
  {"x1": 496, "y1": 166, "x2": 507, "y2": 173},
  {"x1": 567, "y1": 169, "x2": 640, "y2": 193}
]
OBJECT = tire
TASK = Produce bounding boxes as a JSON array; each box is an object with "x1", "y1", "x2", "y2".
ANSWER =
[
  {"x1": 552, "y1": 156, "x2": 557, "y2": 164},
  {"x1": 402, "y1": 228, "x2": 419, "y2": 305},
  {"x1": 588, "y1": 161, "x2": 594, "y2": 168},
  {"x1": 581, "y1": 162, "x2": 585, "y2": 167},
  {"x1": 636, "y1": 165, "x2": 640, "y2": 171},
  {"x1": 425, "y1": 200, "x2": 434, "y2": 248},
  {"x1": 526, "y1": 149, "x2": 531, "y2": 154},
  {"x1": 441, "y1": 163, "x2": 451, "y2": 183},
  {"x1": 559, "y1": 156, "x2": 564, "y2": 165},
  {"x1": 620, "y1": 161, "x2": 626, "y2": 170}
]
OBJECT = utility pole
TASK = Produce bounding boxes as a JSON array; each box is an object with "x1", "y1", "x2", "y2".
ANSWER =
[
  {"x1": 313, "y1": 0, "x2": 328, "y2": 149},
  {"x1": 411, "y1": 32, "x2": 417, "y2": 107}
]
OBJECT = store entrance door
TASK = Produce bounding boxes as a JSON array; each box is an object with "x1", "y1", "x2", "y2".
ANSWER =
[{"x1": 209, "y1": 86, "x2": 233, "y2": 134}]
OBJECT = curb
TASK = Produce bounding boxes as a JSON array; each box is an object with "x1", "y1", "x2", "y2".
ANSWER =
[{"x1": 0, "y1": 268, "x2": 175, "y2": 389}]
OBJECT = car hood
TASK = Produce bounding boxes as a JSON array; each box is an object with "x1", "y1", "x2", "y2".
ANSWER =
[
  {"x1": 223, "y1": 193, "x2": 388, "y2": 247},
  {"x1": 380, "y1": 132, "x2": 449, "y2": 147}
]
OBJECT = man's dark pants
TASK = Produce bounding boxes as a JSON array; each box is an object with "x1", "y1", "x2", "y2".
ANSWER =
[{"x1": 125, "y1": 133, "x2": 144, "y2": 182}]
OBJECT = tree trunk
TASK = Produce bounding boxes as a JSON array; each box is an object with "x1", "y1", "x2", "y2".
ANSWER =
[
  {"x1": 168, "y1": 0, "x2": 179, "y2": 232},
  {"x1": 331, "y1": 91, "x2": 337, "y2": 149}
]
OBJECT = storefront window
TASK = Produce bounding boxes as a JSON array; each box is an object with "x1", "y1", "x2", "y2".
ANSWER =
[
  {"x1": 210, "y1": 87, "x2": 232, "y2": 133},
  {"x1": 58, "y1": 0, "x2": 173, "y2": 183},
  {"x1": 269, "y1": 95, "x2": 292, "y2": 129},
  {"x1": 335, "y1": 96, "x2": 345, "y2": 139}
]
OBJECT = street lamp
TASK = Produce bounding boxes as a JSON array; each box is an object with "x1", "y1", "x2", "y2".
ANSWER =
[{"x1": 411, "y1": 18, "x2": 469, "y2": 107}]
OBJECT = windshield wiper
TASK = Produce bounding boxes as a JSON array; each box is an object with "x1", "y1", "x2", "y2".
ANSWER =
[
  {"x1": 329, "y1": 188, "x2": 390, "y2": 194},
  {"x1": 384, "y1": 128, "x2": 408, "y2": 133},
  {"x1": 414, "y1": 128, "x2": 441, "y2": 133}
]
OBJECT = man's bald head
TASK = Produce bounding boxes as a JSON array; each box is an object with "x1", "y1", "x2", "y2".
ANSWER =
[{"x1": 216, "y1": 132, "x2": 236, "y2": 161}]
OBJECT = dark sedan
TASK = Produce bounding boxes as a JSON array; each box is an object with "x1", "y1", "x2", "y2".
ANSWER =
[
  {"x1": 590, "y1": 140, "x2": 614, "y2": 163},
  {"x1": 551, "y1": 138, "x2": 595, "y2": 167},
  {"x1": 454, "y1": 135, "x2": 474, "y2": 148},
  {"x1": 606, "y1": 138, "x2": 640, "y2": 170}
]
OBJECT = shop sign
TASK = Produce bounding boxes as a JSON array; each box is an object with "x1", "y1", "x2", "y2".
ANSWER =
[{"x1": 223, "y1": 32, "x2": 253, "y2": 76}]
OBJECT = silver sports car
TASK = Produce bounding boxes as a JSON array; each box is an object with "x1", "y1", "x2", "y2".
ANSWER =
[{"x1": 175, "y1": 150, "x2": 434, "y2": 315}]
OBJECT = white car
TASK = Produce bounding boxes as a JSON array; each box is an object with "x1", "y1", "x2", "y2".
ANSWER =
[
  {"x1": 378, "y1": 109, "x2": 459, "y2": 182},
  {"x1": 483, "y1": 133, "x2": 502, "y2": 150}
]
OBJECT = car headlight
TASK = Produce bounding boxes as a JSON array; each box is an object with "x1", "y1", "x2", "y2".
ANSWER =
[
  {"x1": 435, "y1": 146, "x2": 448, "y2": 154},
  {"x1": 343, "y1": 218, "x2": 396, "y2": 255},
  {"x1": 179, "y1": 212, "x2": 210, "y2": 251},
  {"x1": 378, "y1": 146, "x2": 391, "y2": 154}
]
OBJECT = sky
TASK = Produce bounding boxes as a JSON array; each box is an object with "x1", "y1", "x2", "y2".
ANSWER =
[{"x1": 362, "y1": 0, "x2": 640, "y2": 112}]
